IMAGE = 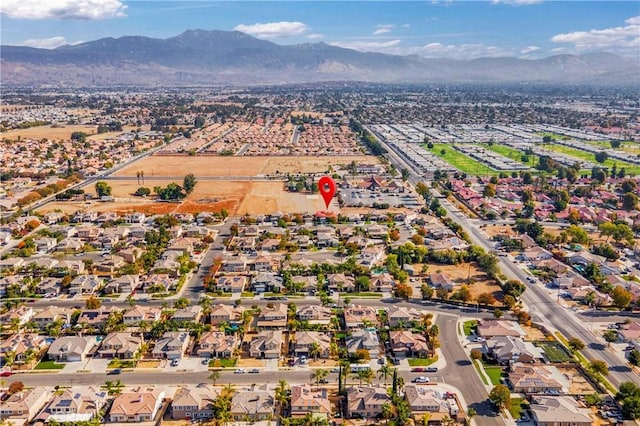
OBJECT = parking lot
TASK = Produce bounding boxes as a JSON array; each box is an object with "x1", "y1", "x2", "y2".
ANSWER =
[{"x1": 340, "y1": 188, "x2": 421, "y2": 208}]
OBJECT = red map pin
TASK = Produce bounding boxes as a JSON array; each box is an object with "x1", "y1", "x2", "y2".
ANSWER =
[{"x1": 318, "y1": 176, "x2": 336, "y2": 209}]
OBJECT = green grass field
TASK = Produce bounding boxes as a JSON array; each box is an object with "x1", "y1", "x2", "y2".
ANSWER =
[
  {"x1": 536, "y1": 341, "x2": 573, "y2": 363},
  {"x1": 35, "y1": 360, "x2": 65, "y2": 370},
  {"x1": 486, "y1": 144, "x2": 529, "y2": 162},
  {"x1": 425, "y1": 144, "x2": 500, "y2": 176},
  {"x1": 484, "y1": 366, "x2": 504, "y2": 385},
  {"x1": 463, "y1": 320, "x2": 478, "y2": 336},
  {"x1": 408, "y1": 356, "x2": 438, "y2": 366},
  {"x1": 508, "y1": 398, "x2": 527, "y2": 419},
  {"x1": 546, "y1": 143, "x2": 640, "y2": 175}
]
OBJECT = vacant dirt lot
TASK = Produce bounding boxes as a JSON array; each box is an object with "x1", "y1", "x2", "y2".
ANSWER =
[
  {"x1": 557, "y1": 366, "x2": 598, "y2": 395},
  {"x1": 115, "y1": 155, "x2": 374, "y2": 177}
]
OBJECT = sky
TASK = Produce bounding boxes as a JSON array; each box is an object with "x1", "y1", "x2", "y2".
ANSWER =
[{"x1": 1, "y1": 0, "x2": 639, "y2": 60}]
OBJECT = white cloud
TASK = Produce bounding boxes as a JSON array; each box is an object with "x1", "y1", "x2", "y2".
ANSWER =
[
  {"x1": 402, "y1": 24, "x2": 411, "y2": 29},
  {"x1": 330, "y1": 39, "x2": 402, "y2": 52},
  {"x1": 233, "y1": 21, "x2": 309, "y2": 39},
  {"x1": 520, "y1": 45, "x2": 540, "y2": 54},
  {"x1": 19, "y1": 36, "x2": 69, "y2": 49},
  {"x1": 491, "y1": 0, "x2": 543, "y2": 5},
  {"x1": 0, "y1": 0, "x2": 126, "y2": 20},
  {"x1": 306, "y1": 33, "x2": 324, "y2": 40},
  {"x1": 551, "y1": 15, "x2": 640, "y2": 55},
  {"x1": 372, "y1": 25, "x2": 394, "y2": 36},
  {"x1": 409, "y1": 42, "x2": 516, "y2": 59}
]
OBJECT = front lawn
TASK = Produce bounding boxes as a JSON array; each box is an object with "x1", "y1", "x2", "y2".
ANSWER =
[
  {"x1": 463, "y1": 320, "x2": 478, "y2": 336},
  {"x1": 408, "y1": 356, "x2": 438, "y2": 366},
  {"x1": 35, "y1": 360, "x2": 65, "y2": 370},
  {"x1": 484, "y1": 366, "x2": 504, "y2": 385},
  {"x1": 107, "y1": 359, "x2": 136, "y2": 369},
  {"x1": 536, "y1": 341, "x2": 573, "y2": 363},
  {"x1": 508, "y1": 398, "x2": 527, "y2": 419},
  {"x1": 209, "y1": 358, "x2": 237, "y2": 368}
]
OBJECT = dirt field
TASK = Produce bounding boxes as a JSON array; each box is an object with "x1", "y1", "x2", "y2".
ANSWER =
[
  {"x1": 237, "y1": 358, "x2": 265, "y2": 367},
  {"x1": 484, "y1": 225, "x2": 516, "y2": 239},
  {"x1": 114, "y1": 155, "x2": 374, "y2": 177},
  {"x1": 522, "y1": 325, "x2": 546, "y2": 341},
  {"x1": 1, "y1": 124, "x2": 98, "y2": 140},
  {"x1": 557, "y1": 366, "x2": 598, "y2": 395},
  {"x1": 415, "y1": 262, "x2": 504, "y2": 304},
  {"x1": 137, "y1": 360, "x2": 161, "y2": 368}
]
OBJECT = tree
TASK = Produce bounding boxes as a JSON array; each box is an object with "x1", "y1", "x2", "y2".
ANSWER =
[
  {"x1": 134, "y1": 187, "x2": 151, "y2": 197},
  {"x1": 183, "y1": 174, "x2": 197, "y2": 195},
  {"x1": 483, "y1": 183, "x2": 496, "y2": 198},
  {"x1": 174, "y1": 297, "x2": 190, "y2": 309},
  {"x1": 86, "y1": 295, "x2": 102, "y2": 309},
  {"x1": 7, "y1": 381, "x2": 24, "y2": 395},
  {"x1": 595, "y1": 151, "x2": 609, "y2": 163},
  {"x1": 612, "y1": 286, "x2": 632, "y2": 309},
  {"x1": 194, "y1": 116, "x2": 206, "y2": 128},
  {"x1": 622, "y1": 396, "x2": 640, "y2": 420},
  {"x1": 378, "y1": 365, "x2": 393, "y2": 385},
  {"x1": 502, "y1": 280, "x2": 526, "y2": 299},
  {"x1": 274, "y1": 379, "x2": 290, "y2": 417},
  {"x1": 311, "y1": 368, "x2": 329, "y2": 388},
  {"x1": 629, "y1": 349, "x2": 640, "y2": 367},
  {"x1": 308, "y1": 342, "x2": 321, "y2": 360},
  {"x1": 590, "y1": 359, "x2": 609, "y2": 376},
  {"x1": 208, "y1": 370, "x2": 220, "y2": 385},
  {"x1": 603, "y1": 329, "x2": 619, "y2": 347},
  {"x1": 568, "y1": 337, "x2": 585, "y2": 352},
  {"x1": 420, "y1": 284, "x2": 434, "y2": 300},
  {"x1": 95, "y1": 181, "x2": 112, "y2": 197},
  {"x1": 470, "y1": 349, "x2": 483, "y2": 360},
  {"x1": 381, "y1": 402, "x2": 394, "y2": 425},
  {"x1": 489, "y1": 384, "x2": 511, "y2": 410},
  {"x1": 71, "y1": 131, "x2": 87, "y2": 142},
  {"x1": 354, "y1": 368, "x2": 374, "y2": 385},
  {"x1": 394, "y1": 283, "x2": 413, "y2": 300},
  {"x1": 623, "y1": 192, "x2": 638, "y2": 211},
  {"x1": 401, "y1": 168, "x2": 410, "y2": 181},
  {"x1": 493, "y1": 308, "x2": 504, "y2": 319}
]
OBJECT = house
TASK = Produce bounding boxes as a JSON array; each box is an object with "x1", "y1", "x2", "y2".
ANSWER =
[
  {"x1": 47, "y1": 336, "x2": 95, "y2": 362},
  {"x1": 370, "y1": 273, "x2": 395, "y2": 292},
  {"x1": 389, "y1": 331, "x2": 430, "y2": 358},
  {"x1": 477, "y1": 320, "x2": 526, "y2": 339},
  {"x1": 618, "y1": 321, "x2": 640, "y2": 342},
  {"x1": 387, "y1": 306, "x2": 423, "y2": 328},
  {"x1": 171, "y1": 306, "x2": 203, "y2": 323},
  {"x1": 0, "y1": 387, "x2": 49, "y2": 424},
  {"x1": 0, "y1": 333, "x2": 47, "y2": 365},
  {"x1": 230, "y1": 386, "x2": 275, "y2": 422},
  {"x1": 327, "y1": 273, "x2": 355, "y2": 292},
  {"x1": 554, "y1": 272, "x2": 591, "y2": 289},
  {"x1": 290, "y1": 275, "x2": 316, "y2": 293},
  {"x1": 0, "y1": 306, "x2": 34, "y2": 327},
  {"x1": 404, "y1": 385, "x2": 465, "y2": 424},
  {"x1": 248, "y1": 330, "x2": 283, "y2": 359},
  {"x1": 253, "y1": 255, "x2": 279, "y2": 272},
  {"x1": 36, "y1": 387, "x2": 107, "y2": 424},
  {"x1": 343, "y1": 305, "x2": 378, "y2": 329},
  {"x1": 429, "y1": 272, "x2": 455, "y2": 291},
  {"x1": 152, "y1": 331, "x2": 190, "y2": 359},
  {"x1": 484, "y1": 336, "x2": 544, "y2": 365},
  {"x1": 77, "y1": 307, "x2": 114, "y2": 330},
  {"x1": 290, "y1": 385, "x2": 332, "y2": 418},
  {"x1": 209, "y1": 304, "x2": 245, "y2": 326},
  {"x1": 293, "y1": 331, "x2": 331, "y2": 359},
  {"x1": 216, "y1": 275, "x2": 247, "y2": 293},
  {"x1": 32, "y1": 306, "x2": 70, "y2": 329},
  {"x1": 123, "y1": 306, "x2": 162, "y2": 325},
  {"x1": 346, "y1": 386, "x2": 391, "y2": 419},
  {"x1": 171, "y1": 384, "x2": 220, "y2": 420},
  {"x1": 108, "y1": 387, "x2": 165, "y2": 423},
  {"x1": 141, "y1": 273, "x2": 176, "y2": 293},
  {"x1": 296, "y1": 305, "x2": 332, "y2": 326},
  {"x1": 34, "y1": 237, "x2": 57, "y2": 252},
  {"x1": 523, "y1": 247, "x2": 553, "y2": 261},
  {"x1": 197, "y1": 331, "x2": 238, "y2": 358},
  {"x1": 346, "y1": 329, "x2": 380, "y2": 358},
  {"x1": 529, "y1": 396, "x2": 592, "y2": 426},
  {"x1": 98, "y1": 333, "x2": 142, "y2": 359},
  {"x1": 251, "y1": 273, "x2": 282, "y2": 293},
  {"x1": 223, "y1": 257, "x2": 247, "y2": 272},
  {"x1": 103, "y1": 275, "x2": 139, "y2": 294},
  {"x1": 68, "y1": 275, "x2": 103, "y2": 295},
  {"x1": 508, "y1": 364, "x2": 566, "y2": 394},
  {"x1": 256, "y1": 303, "x2": 288, "y2": 329}
]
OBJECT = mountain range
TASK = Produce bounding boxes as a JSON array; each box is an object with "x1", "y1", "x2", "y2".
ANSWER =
[{"x1": 2, "y1": 29, "x2": 638, "y2": 86}]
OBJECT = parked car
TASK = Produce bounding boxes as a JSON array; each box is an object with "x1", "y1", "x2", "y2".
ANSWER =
[
  {"x1": 249, "y1": 368, "x2": 260, "y2": 373},
  {"x1": 0, "y1": 371, "x2": 12, "y2": 377},
  {"x1": 425, "y1": 367, "x2": 438, "y2": 373},
  {"x1": 234, "y1": 369, "x2": 246, "y2": 374},
  {"x1": 412, "y1": 376, "x2": 430, "y2": 383},
  {"x1": 201, "y1": 358, "x2": 210, "y2": 365},
  {"x1": 411, "y1": 367, "x2": 425, "y2": 372},
  {"x1": 170, "y1": 359, "x2": 180, "y2": 367},
  {"x1": 107, "y1": 369, "x2": 121, "y2": 375}
]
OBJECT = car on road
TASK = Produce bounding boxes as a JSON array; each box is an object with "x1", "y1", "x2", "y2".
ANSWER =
[
  {"x1": 0, "y1": 371, "x2": 12, "y2": 377},
  {"x1": 319, "y1": 378, "x2": 329, "y2": 384},
  {"x1": 107, "y1": 369, "x2": 121, "y2": 375},
  {"x1": 330, "y1": 367, "x2": 340, "y2": 373},
  {"x1": 411, "y1": 367, "x2": 425, "y2": 372},
  {"x1": 170, "y1": 359, "x2": 180, "y2": 367},
  {"x1": 412, "y1": 376, "x2": 430, "y2": 383},
  {"x1": 474, "y1": 337, "x2": 486, "y2": 342},
  {"x1": 425, "y1": 367, "x2": 438, "y2": 373},
  {"x1": 248, "y1": 368, "x2": 260, "y2": 373},
  {"x1": 202, "y1": 358, "x2": 210, "y2": 365},
  {"x1": 234, "y1": 369, "x2": 246, "y2": 374}
]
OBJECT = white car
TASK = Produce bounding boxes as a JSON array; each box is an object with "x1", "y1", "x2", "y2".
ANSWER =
[
  {"x1": 412, "y1": 376, "x2": 430, "y2": 383},
  {"x1": 234, "y1": 368, "x2": 246, "y2": 374}
]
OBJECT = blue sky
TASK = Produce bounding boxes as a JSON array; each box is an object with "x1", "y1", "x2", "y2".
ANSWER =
[{"x1": 1, "y1": 1, "x2": 639, "y2": 59}]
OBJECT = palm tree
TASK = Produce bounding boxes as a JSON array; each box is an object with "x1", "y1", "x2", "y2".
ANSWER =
[
  {"x1": 308, "y1": 343, "x2": 321, "y2": 361},
  {"x1": 310, "y1": 368, "x2": 329, "y2": 389},
  {"x1": 419, "y1": 412, "x2": 431, "y2": 426},
  {"x1": 381, "y1": 402, "x2": 394, "y2": 425},
  {"x1": 378, "y1": 365, "x2": 393, "y2": 385},
  {"x1": 209, "y1": 370, "x2": 220, "y2": 385},
  {"x1": 275, "y1": 379, "x2": 290, "y2": 417},
  {"x1": 428, "y1": 324, "x2": 439, "y2": 339},
  {"x1": 466, "y1": 407, "x2": 477, "y2": 426},
  {"x1": 354, "y1": 368, "x2": 374, "y2": 386}
]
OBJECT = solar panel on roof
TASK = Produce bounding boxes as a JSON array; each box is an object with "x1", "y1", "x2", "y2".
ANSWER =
[{"x1": 58, "y1": 400, "x2": 72, "y2": 407}]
